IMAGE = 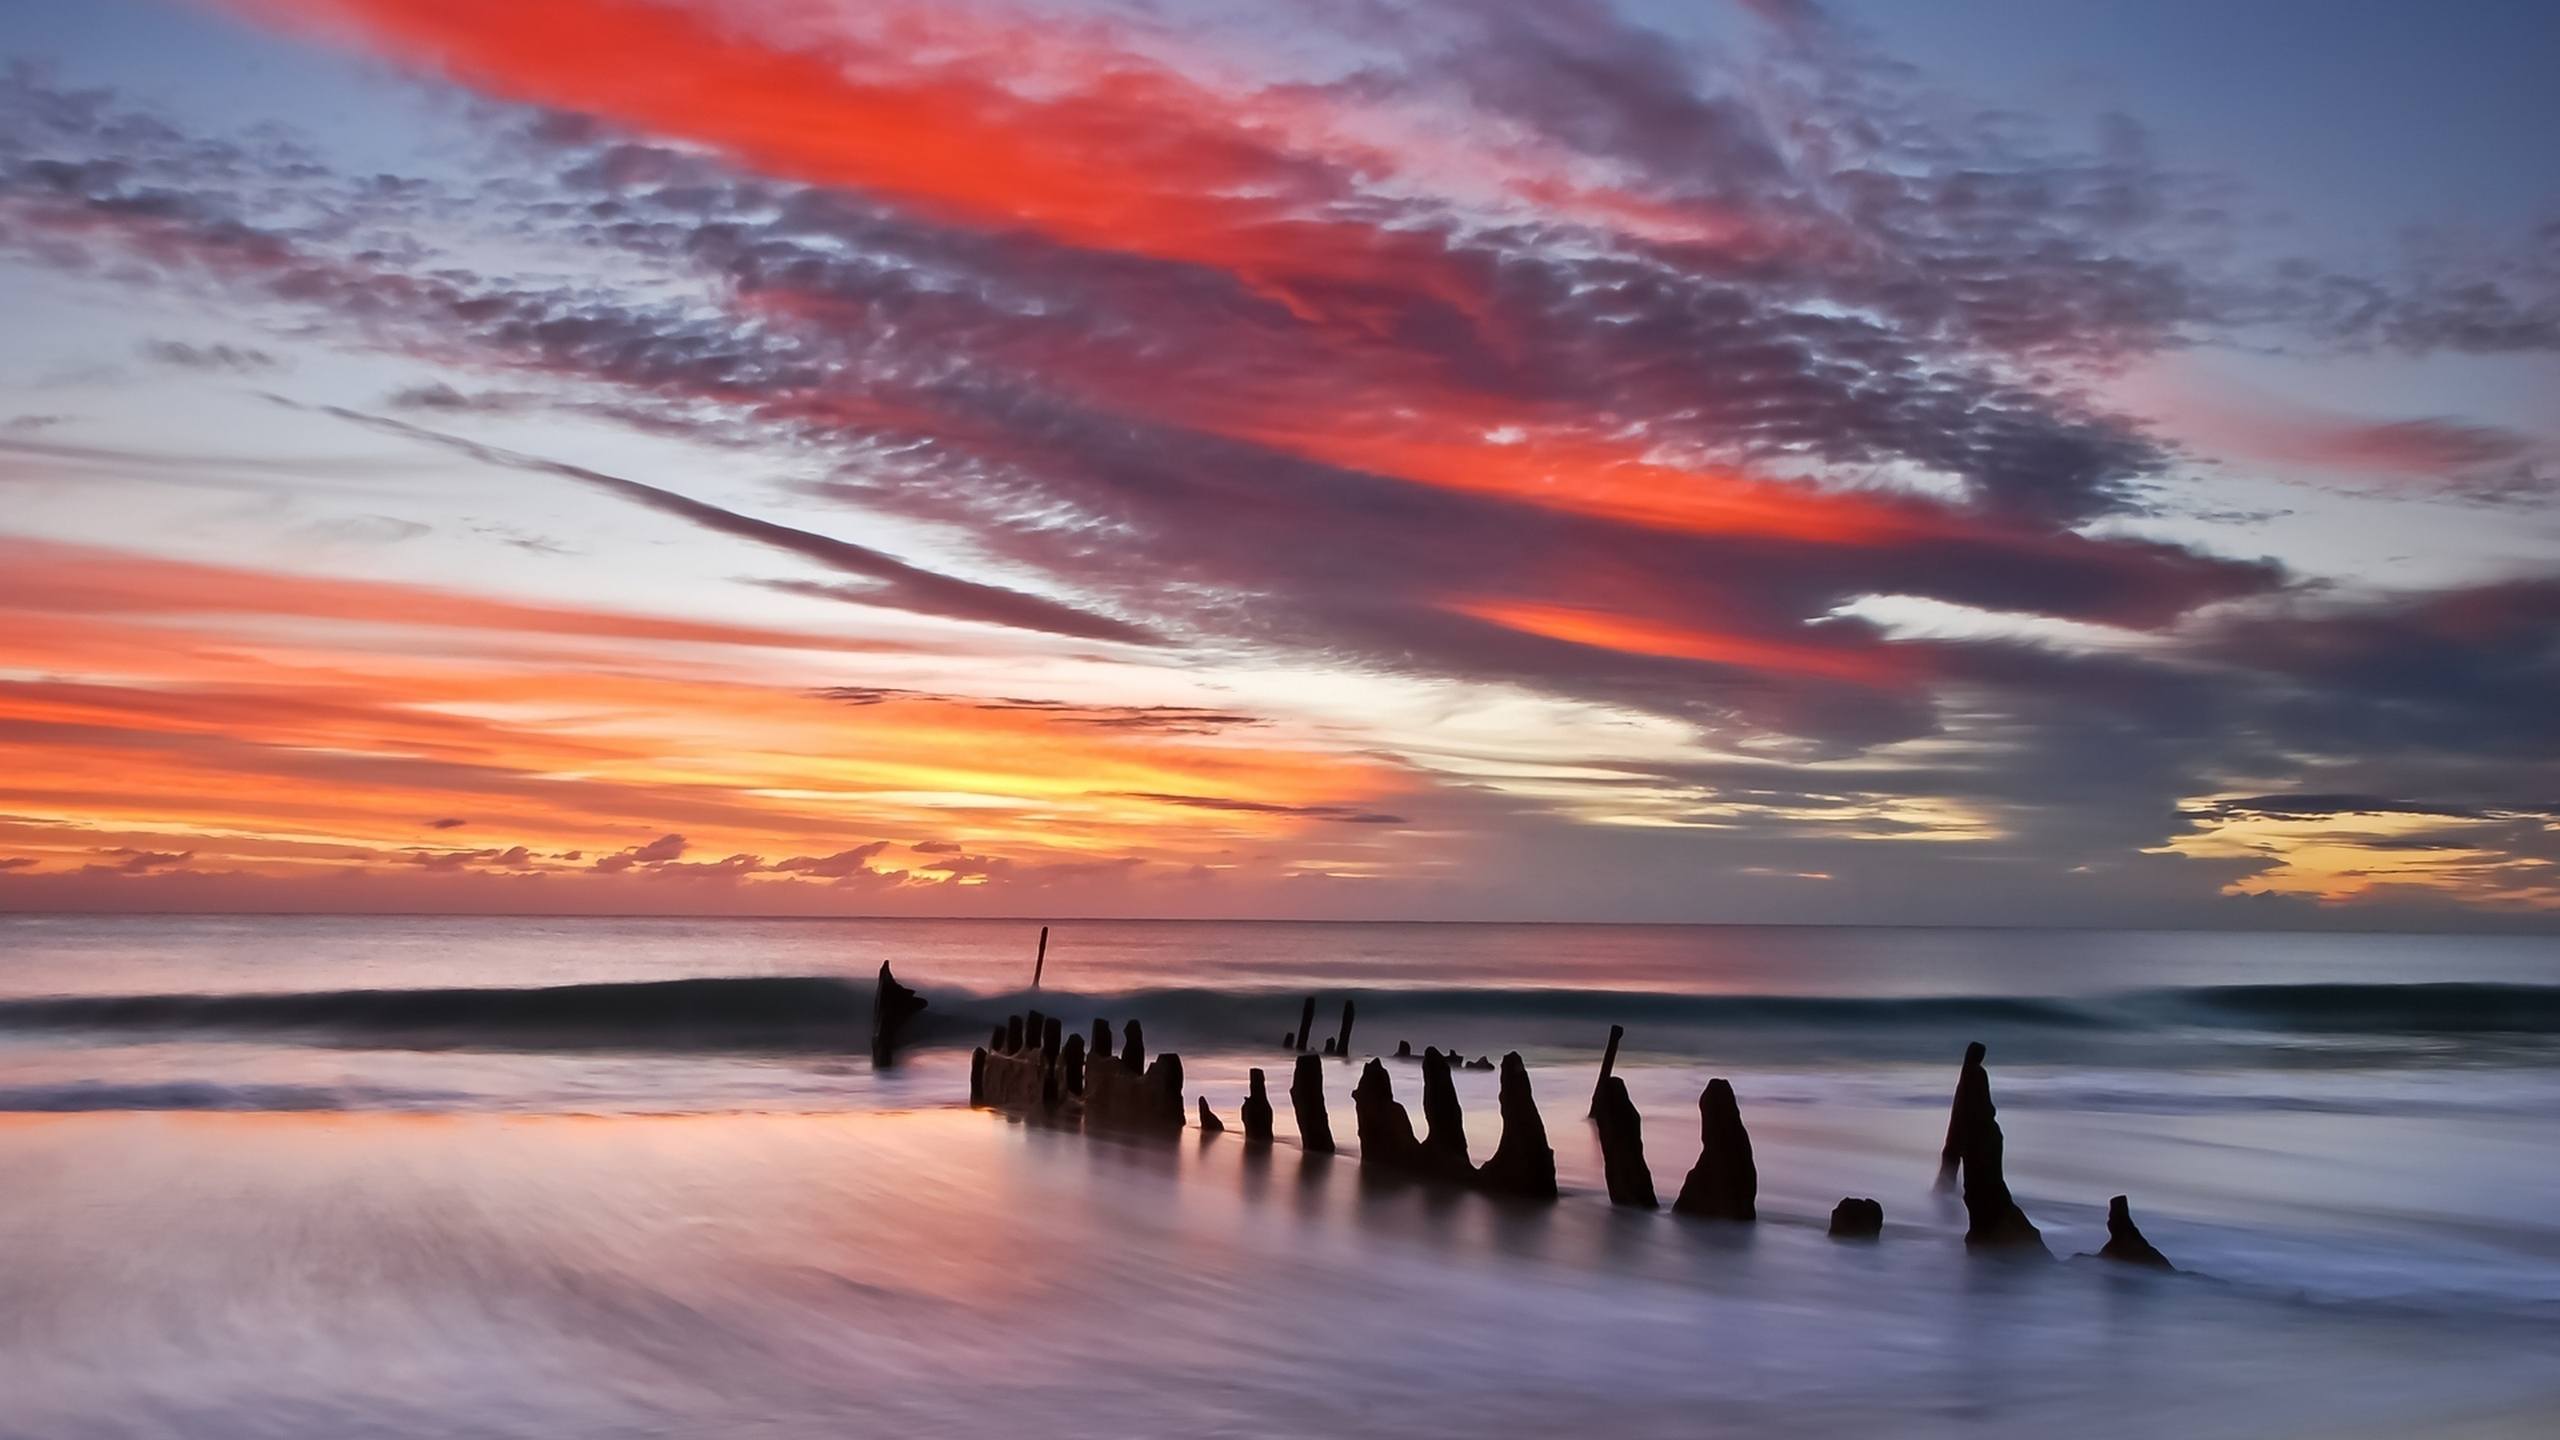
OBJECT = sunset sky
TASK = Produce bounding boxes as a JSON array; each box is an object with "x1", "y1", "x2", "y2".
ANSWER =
[{"x1": 1, "y1": 0, "x2": 2554, "y2": 924}]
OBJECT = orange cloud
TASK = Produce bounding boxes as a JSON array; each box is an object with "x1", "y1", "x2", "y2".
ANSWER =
[
  {"x1": 225, "y1": 0, "x2": 1429, "y2": 317},
  {"x1": 0, "y1": 537, "x2": 1413, "y2": 904},
  {"x1": 0, "y1": 536, "x2": 906, "y2": 655},
  {"x1": 1446, "y1": 598, "x2": 1921, "y2": 687},
  {"x1": 223, "y1": 0, "x2": 1783, "y2": 334}
]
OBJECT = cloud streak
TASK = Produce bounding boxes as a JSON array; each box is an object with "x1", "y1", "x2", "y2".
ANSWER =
[{"x1": 303, "y1": 405, "x2": 1164, "y2": 646}]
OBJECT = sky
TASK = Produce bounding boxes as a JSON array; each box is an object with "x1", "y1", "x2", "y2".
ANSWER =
[{"x1": 0, "y1": 0, "x2": 2554, "y2": 926}]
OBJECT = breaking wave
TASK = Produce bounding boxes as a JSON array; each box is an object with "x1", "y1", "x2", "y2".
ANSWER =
[{"x1": 0, "y1": 977, "x2": 2554, "y2": 1054}]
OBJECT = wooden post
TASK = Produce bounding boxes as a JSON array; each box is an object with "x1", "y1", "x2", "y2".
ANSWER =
[
  {"x1": 1290, "y1": 1053, "x2": 1335, "y2": 1152},
  {"x1": 1296, "y1": 996, "x2": 1316, "y2": 1054},
  {"x1": 1588, "y1": 1024, "x2": 1624, "y2": 1118},
  {"x1": 1333, "y1": 998, "x2": 1356, "y2": 1058},
  {"x1": 1033, "y1": 925, "x2": 1049, "y2": 989}
]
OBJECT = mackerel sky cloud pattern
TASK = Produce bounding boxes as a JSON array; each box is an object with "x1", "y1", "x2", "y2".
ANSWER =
[{"x1": 0, "y1": 0, "x2": 2553, "y2": 921}]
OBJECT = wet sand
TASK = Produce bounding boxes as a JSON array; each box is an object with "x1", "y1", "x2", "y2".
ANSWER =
[{"x1": 6, "y1": 1106, "x2": 2555, "y2": 1440}]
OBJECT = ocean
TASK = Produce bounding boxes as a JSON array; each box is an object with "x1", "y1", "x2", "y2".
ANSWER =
[{"x1": 2, "y1": 914, "x2": 2556, "y2": 1438}]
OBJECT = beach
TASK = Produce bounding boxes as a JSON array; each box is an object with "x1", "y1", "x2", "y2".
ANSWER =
[{"x1": 3, "y1": 915, "x2": 2557, "y2": 1438}]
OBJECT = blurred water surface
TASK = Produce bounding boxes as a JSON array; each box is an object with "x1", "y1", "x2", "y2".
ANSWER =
[{"x1": 1, "y1": 915, "x2": 2555, "y2": 1437}]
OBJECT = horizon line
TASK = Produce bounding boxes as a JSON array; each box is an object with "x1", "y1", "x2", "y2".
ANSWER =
[{"x1": 2, "y1": 908, "x2": 2554, "y2": 939}]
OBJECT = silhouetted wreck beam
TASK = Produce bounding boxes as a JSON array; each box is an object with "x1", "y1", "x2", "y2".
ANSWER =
[
  {"x1": 870, "y1": 962, "x2": 927, "y2": 1067},
  {"x1": 1587, "y1": 1024, "x2": 1623, "y2": 1118}
]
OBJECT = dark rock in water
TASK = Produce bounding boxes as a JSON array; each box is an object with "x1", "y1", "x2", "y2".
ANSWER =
[
  {"x1": 969, "y1": 1046, "x2": 988, "y2": 1106},
  {"x1": 1828, "y1": 1197, "x2": 1884, "y2": 1239},
  {"x1": 1591, "y1": 1075, "x2": 1657, "y2": 1209},
  {"x1": 1672, "y1": 1078, "x2": 1757, "y2": 1222},
  {"x1": 1948, "y1": 1047, "x2": 2045, "y2": 1252},
  {"x1": 1418, "y1": 1048, "x2": 1473, "y2": 1181},
  {"x1": 1464, "y1": 1055, "x2": 1495, "y2": 1071},
  {"x1": 1395, "y1": 1040, "x2": 1413, "y2": 1059},
  {"x1": 1290, "y1": 1053, "x2": 1336, "y2": 1153},
  {"x1": 1241, "y1": 1067, "x2": 1275, "y2": 1144},
  {"x1": 1353, "y1": 1059, "x2": 1424, "y2": 1171},
  {"x1": 1060, "y1": 1032, "x2": 1087, "y2": 1094},
  {"x1": 1938, "y1": 1040, "x2": 1987, "y2": 1189},
  {"x1": 1475, "y1": 1053, "x2": 1557, "y2": 1200},
  {"x1": 1121, "y1": 1019, "x2": 1146, "y2": 1073},
  {"x1": 2093, "y1": 1195, "x2": 2172, "y2": 1269},
  {"x1": 1004, "y1": 1014, "x2": 1026, "y2": 1055},
  {"x1": 870, "y1": 963, "x2": 928, "y2": 1066},
  {"x1": 1198, "y1": 1098, "x2": 1225, "y2": 1134}
]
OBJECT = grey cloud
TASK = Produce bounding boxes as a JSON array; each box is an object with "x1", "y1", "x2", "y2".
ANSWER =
[
  {"x1": 773, "y1": 842, "x2": 892, "y2": 879},
  {"x1": 305, "y1": 406, "x2": 1162, "y2": 648},
  {"x1": 141, "y1": 339, "x2": 278, "y2": 373},
  {"x1": 1113, "y1": 791, "x2": 1408, "y2": 825}
]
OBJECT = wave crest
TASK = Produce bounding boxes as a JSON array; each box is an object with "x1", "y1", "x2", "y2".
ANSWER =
[{"x1": 1, "y1": 976, "x2": 2554, "y2": 1054}]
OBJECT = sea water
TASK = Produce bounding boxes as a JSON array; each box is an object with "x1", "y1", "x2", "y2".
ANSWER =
[{"x1": 1, "y1": 915, "x2": 2555, "y2": 1437}]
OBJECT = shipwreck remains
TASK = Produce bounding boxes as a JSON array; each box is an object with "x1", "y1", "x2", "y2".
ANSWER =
[
  {"x1": 871, "y1": 963, "x2": 928, "y2": 1066},
  {"x1": 2091, "y1": 1195, "x2": 2172, "y2": 1269},
  {"x1": 1240, "y1": 1067, "x2": 1275, "y2": 1143},
  {"x1": 1418, "y1": 1047, "x2": 1474, "y2": 1182},
  {"x1": 959, "y1": 992, "x2": 2160, "y2": 1269},
  {"x1": 1475, "y1": 1052, "x2": 1558, "y2": 1199},
  {"x1": 971, "y1": 1008, "x2": 1183, "y2": 1133},
  {"x1": 1352, "y1": 1059, "x2": 1425, "y2": 1173},
  {"x1": 1588, "y1": 1023, "x2": 1624, "y2": 1117},
  {"x1": 1290, "y1": 1052, "x2": 1337, "y2": 1153},
  {"x1": 1944, "y1": 1042, "x2": 2046, "y2": 1252},
  {"x1": 1938, "y1": 1040, "x2": 1985, "y2": 1189},
  {"x1": 1828, "y1": 1197, "x2": 1884, "y2": 1239},
  {"x1": 1671, "y1": 1078, "x2": 1757, "y2": 1221},
  {"x1": 1591, "y1": 1075, "x2": 1657, "y2": 1208}
]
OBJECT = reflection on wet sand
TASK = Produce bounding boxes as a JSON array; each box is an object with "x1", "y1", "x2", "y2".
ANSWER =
[{"x1": 4, "y1": 1108, "x2": 2557, "y2": 1439}]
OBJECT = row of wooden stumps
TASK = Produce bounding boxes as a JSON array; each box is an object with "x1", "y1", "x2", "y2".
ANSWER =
[
  {"x1": 970, "y1": 1007, "x2": 1189, "y2": 1132},
  {"x1": 954, "y1": 982, "x2": 2173, "y2": 1269},
  {"x1": 1367, "y1": 1032, "x2": 2167, "y2": 1263},
  {"x1": 1281, "y1": 994, "x2": 1361, "y2": 1057},
  {"x1": 1575, "y1": 1034, "x2": 2171, "y2": 1266},
  {"x1": 1295, "y1": 994, "x2": 1501, "y2": 1071}
]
